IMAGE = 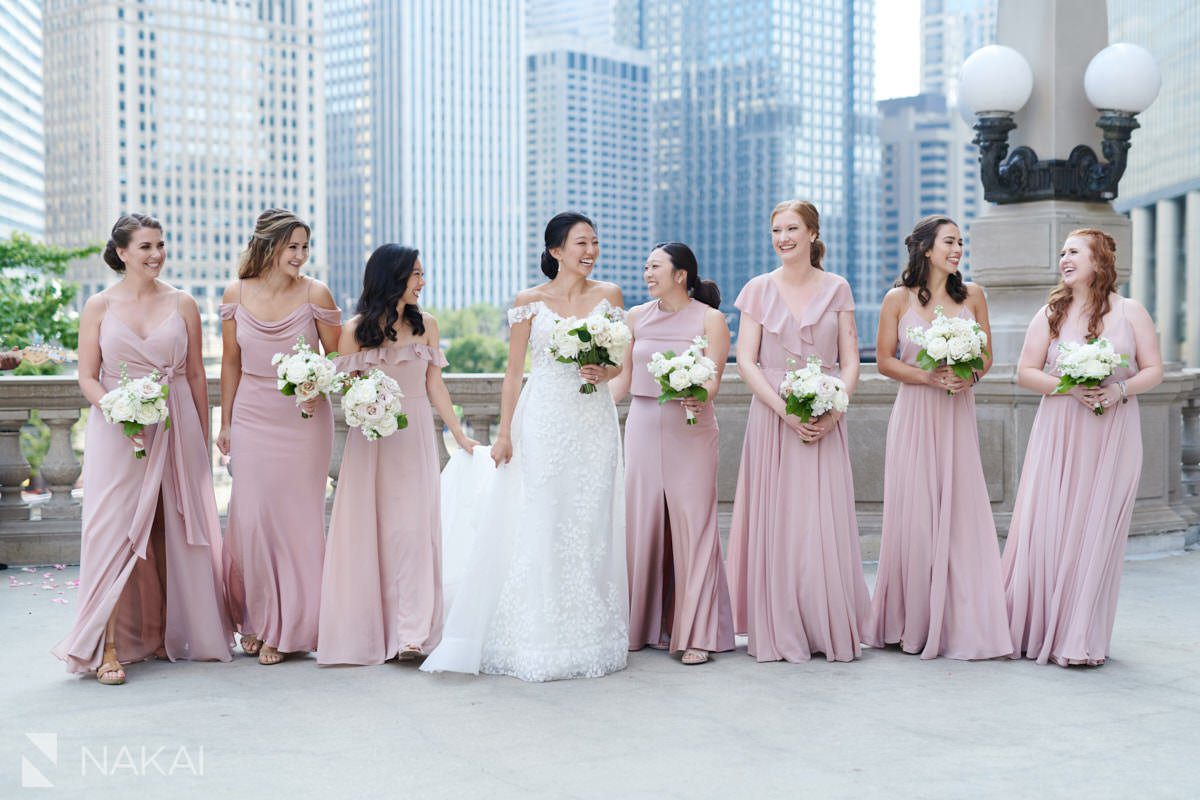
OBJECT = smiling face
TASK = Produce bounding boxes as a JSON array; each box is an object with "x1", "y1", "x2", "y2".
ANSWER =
[
  {"x1": 117, "y1": 226, "x2": 166, "y2": 278},
  {"x1": 643, "y1": 248, "x2": 685, "y2": 299},
  {"x1": 770, "y1": 209, "x2": 814, "y2": 264},
  {"x1": 926, "y1": 223, "x2": 963, "y2": 277},
  {"x1": 272, "y1": 226, "x2": 310, "y2": 275},
  {"x1": 401, "y1": 258, "x2": 426, "y2": 305},
  {"x1": 1059, "y1": 235, "x2": 1097, "y2": 289},
  {"x1": 550, "y1": 222, "x2": 599, "y2": 277}
]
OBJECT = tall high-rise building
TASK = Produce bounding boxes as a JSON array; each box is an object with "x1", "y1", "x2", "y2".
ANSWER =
[
  {"x1": 1111, "y1": 1, "x2": 1200, "y2": 366},
  {"x1": 325, "y1": 1, "x2": 525, "y2": 311},
  {"x1": 878, "y1": 0, "x2": 994, "y2": 284},
  {"x1": 43, "y1": 0, "x2": 326, "y2": 340},
  {"x1": 0, "y1": 0, "x2": 44, "y2": 239},
  {"x1": 526, "y1": 0, "x2": 617, "y2": 41},
  {"x1": 617, "y1": 0, "x2": 882, "y2": 335},
  {"x1": 879, "y1": 93, "x2": 981, "y2": 277},
  {"x1": 525, "y1": 38, "x2": 653, "y2": 303}
]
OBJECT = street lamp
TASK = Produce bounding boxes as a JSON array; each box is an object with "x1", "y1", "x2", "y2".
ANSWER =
[{"x1": 959, "y1": 42, "x2": 1161, "y2": 204}]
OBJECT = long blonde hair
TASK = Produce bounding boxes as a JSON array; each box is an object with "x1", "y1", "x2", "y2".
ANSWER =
[
  {"x1": 1046, "y1": 228, "x2": 1118, "y2": 340},
  {"x1": 238, "y1": 208, "x2": 311, "y2": 279},
  {"x1": 770, "y1": 199, "x2": 825, "y2": 269}
]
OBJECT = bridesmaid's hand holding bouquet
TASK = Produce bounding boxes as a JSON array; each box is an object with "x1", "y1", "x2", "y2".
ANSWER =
[
  {"x1": 1052, "y1": 337, "x2": 1128, "y2": 415},
  {"x1": 272, "y1": 335, "x2": 344, "y2": 418},
  {"x1": 780, "y1": 356, "x2": 849, "y2": 443},
  {"x1": 548, "y1": 309, "x2": 632, "y2": 394},
  {"x1": 905, "y1": 306, "x2": 988, "y2": 394},
  {"x1": 98, "y1": 364, "x2": 170, "y2": 459},
  {"x1": 341, "y1": 369, "x2": 408, "y2": 440},
  {"x1": 647, "y1": 336, "x2": 717, "y2": 425}
]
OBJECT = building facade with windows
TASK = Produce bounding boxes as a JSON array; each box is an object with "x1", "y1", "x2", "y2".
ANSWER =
[
  {"x1": 43, "y1": 0, "x2": 326, "y2": 343},
  {"x1": 0, "y1": 0, "x2": 45, "y2": 239}
]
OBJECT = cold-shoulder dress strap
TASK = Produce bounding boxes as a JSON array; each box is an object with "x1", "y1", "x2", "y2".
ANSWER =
[{"x1": 507, "y1": 301, "x2": 541, "y2": 326}]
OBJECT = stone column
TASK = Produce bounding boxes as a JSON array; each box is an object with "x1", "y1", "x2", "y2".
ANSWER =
[
  {"x1": 1185, "y1": 191, "x2": 1200, "y2": 367},
  {"x1": 1155, "y1": 197, "x2": 1180, "y2": 362},
  {"x1": 36, "y1": 409, "x2": 83, "y2": 521},
  {"x1": 1129, "y1": 204, "x2": 1154, "y2": 308},
  {"x1": 0, "y1": 411, "x2": 31, "y2": 522}
]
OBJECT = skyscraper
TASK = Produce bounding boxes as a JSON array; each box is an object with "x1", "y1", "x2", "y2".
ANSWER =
[
  {"x1": 43, "y1": 0, "x2": 326, "y2": 339},
  {"x1": 525, "y1": 0, "x2": 653, "y2": 303},
  {"x1": 1110, "y1": 1, "x2": 1200, "y2": 366},
  {"x1": 0, "y1": 0, "x2": 44, "y2": 239},
  {"x1": 325, "y1": 1, "x2": 525, "y2": 311},
  {"x1": 617, "y1": 0, "x2": 882, "y2": 335},
  {"x1": 878, "y1": 0, "x2": 994, "y2": 283}
]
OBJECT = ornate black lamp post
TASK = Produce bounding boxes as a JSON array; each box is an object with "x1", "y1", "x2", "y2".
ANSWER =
[{"x1": 960, "y1": 43, "x2": 1161, "y2": 205}]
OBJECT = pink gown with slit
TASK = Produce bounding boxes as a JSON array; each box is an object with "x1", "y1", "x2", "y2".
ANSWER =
[
  {"x1": 317, "y1": 343, "x2": 447, "y2": 665},
  {"x1": 219, "y1": 298, "x2": 341, "y2": 654},
  {"x1": 1002, "y1": 298, "x2": 1143, "y2": 666},
  {"x1": 53, "y1": 299, "x2": 233, "y2": 673},
  {"x1": 624, "y1": 299, "x2": 735, "y2": 654},
  {"x1": 726, "y1": 271, "x2": 871, "y2": 663},
  {"x1": 866, "y1": 300, "x2": 1012, "y2": 660}
]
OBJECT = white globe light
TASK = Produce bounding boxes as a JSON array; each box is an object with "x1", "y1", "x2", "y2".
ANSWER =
[
  {"x1": 1085, "y1": 43, "x2": 1161, "y2": 114},
  {"x1": 959, "y1": 45, "x2": 1035, "y2": 116}
]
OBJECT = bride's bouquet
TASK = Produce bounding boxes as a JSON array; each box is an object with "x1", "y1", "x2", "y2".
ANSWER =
[
  {"x1": 647, "y1": 336, "x2": 717, "y2": 425},
  {"x1": 98, "y1": 364, "x2": 170, "y2": 459},
  {"x1": 341, "y1": 369, "x2": 408, "y2": 440},
  {"x1": 905, "y1": 306, "x2": 988, "y2": 393},
  {"x1": 780, "y1": 356, "x2": 849, "y2": 430},
  {"x1": 1053, "y1": 337, "x2": 1129, "y2": 415},
  {"x1": 548, "y1": 309, "x2": 632, "y2": 394},
  {"x1": 272, "y1": 335, "x2": 343, "y2": 418}
]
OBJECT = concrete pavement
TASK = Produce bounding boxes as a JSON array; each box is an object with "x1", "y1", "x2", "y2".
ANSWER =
[{"x1": 2, "y1": 552, "x2": 1198, "y2": 798}]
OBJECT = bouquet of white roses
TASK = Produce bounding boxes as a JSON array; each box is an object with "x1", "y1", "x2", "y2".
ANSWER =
[
  {"x1": 905, "y1": 306, "x2": 988, "y2": 393},
  {"x1": 341, "y1": 369, "x2": 408, "y2": 440},
  {"x1": 272, "y1": 335, "x2": 344, "y2": 418},
  {"x1": 647, "y1": 336, "x2": 718, "y2": 425},
  {"x1": 548, "y1": 309, "x2": 632, "y2": 394},
  {"x1": 1053, "y1": 337, "x2": 1129, "y2": 415},
  {"x1": 98, "y1": 364, "x2": 170, "y2": 459},
  {"x1": 780, "y1": 356, "x2": 849, "y2": 430}
]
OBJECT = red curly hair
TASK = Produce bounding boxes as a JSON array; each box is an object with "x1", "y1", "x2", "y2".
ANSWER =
[{"x1": 1046, "y1": 228, "x2": 1118, "y2": 341}]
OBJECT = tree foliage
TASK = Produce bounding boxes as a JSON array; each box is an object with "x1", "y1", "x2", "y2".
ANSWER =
[
  {"x1": 428, "y1": 303, "x2": 508, "y2": 373},
  {"x1": 445, "y1": 333, "x2": 508, "y2": 374},
  {"x1": 0, "y1": 233, "x2": 101, "y2": 375}
]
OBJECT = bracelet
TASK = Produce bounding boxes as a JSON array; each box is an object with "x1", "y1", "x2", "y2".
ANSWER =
[{"x1": 1118, "y1": 380, "x2": 1128, "y2": 403}]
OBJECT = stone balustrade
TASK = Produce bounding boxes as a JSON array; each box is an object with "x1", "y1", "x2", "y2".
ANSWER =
[{"x1": 2, "y1": 367, "x2": 1198, "y2": 565}]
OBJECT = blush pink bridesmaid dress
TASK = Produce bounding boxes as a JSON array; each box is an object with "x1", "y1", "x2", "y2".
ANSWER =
[
  {"x1": 866, "y1": 298, "x2": 1012, "y2": 660},
  {"x1": 624, "y1": 299, "x2": 735, "y2": 656},
  {"x1": 726, "y1": 272, "x2": 871, "y2": 663},
  {"x1": 316, "y1": 343, "x2": 448, "y2": 665},
  {"x1": 219, "y1": 289, "x2": 340, "y2": 655},
  {"x1": 53, "y1": 296, "x2": 233, "y2": 673},
  {"x1": 1002, "y1": 299, "x2": 1143, "y2": 667}
]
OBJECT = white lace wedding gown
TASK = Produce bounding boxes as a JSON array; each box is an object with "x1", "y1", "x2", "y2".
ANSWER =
[{"x1": 421, "y1": 299, "x2": 629, "y2": 682}]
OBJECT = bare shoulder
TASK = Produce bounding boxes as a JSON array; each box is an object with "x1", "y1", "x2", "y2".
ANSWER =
[
  {"x1": 221, "y1": 279, "x2": 241, "y2": 304},
  {"x1": 305, "y1": 277, "x2": 337, "y2": 309},
  {"x1": 342, "y1": 314, "x2": 361, "y2": 336},
  {"x1": 80, "y1": 292, "x2": 108, "y2": 320},
  {"x1": 704, "y1": 305, "x2": 729, "y2": 327},
  {"x1": 1121, "y1": 296, "x2": 1154, "y2": 326},
  {"x1": 513, "y1": 286, "x2": 548, "y2": 307},
  {"x1": 422, "y1": 311, "x2": 440, "y2": 337},
  {"x1": 591, "y1": 280, "x2": 624, "y2": 307},
  {"x1": 176, "y1": 290, "x2": 201, "y2": 317},
  {"x1": 881, "y1": 286, "x2": 908, "y2": 310}
]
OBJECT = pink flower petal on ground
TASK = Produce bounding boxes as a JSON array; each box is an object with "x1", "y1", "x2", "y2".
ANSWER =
[
  {"x1": 53, "y1": 564, "x2": 66, "y2": 570},
  {"x1": 41, "y1": 584, "x2": 54, "y2": 590},
  {"x1": 43, "y1": 572, "x2": 53, "y2": 578},
  {"x1": 52, "y1": 598, "x2": 68, "y2": 604},
  {"x1": 21, "y1": 567, "x2": 35, "y2": 573}
]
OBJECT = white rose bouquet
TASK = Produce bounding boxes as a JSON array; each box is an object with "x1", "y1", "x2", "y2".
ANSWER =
[
  {"x1": 647, "y1": 336, "x2": 718, "y2": 425},
  {"x1": 1053, "y1": 337, "x2": 1129, "y2": 415},
  {"x1": 341, "y1": 369, "x2": 408, "y2": 440},
  {"x1": 548, "y1": 309, "x2": 632, "y2": 394},
  {"x1": 905, "y1": 306, "x2": 988, "y2": 394},
  {"x1": 98, "y1": 363, "x2": 170, "y2": 459},
  {"x1": 272, "y1": 335, "x2": 344, "y2": 418},
  {"x1": 780, "y1": 356, "x2": 850, "y2": 432}
]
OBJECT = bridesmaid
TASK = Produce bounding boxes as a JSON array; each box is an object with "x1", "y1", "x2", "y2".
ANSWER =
[
  {"x1": 1003, "y1": 228, "x2": 1162, "y2": 667},
  {"x1": 866, "y1": 215, "x2": 1011, "y2": 660},
  {"x1": 726, "y1": 199, "x2": 871, "y2": 663},
  {"x1": 317, "y1": 245, "x2": 478, "y2": 666},
  {"x1": 612, "y1": 242, "x2": 735, "y2": 665},
  {"x1": 53, "y1": 214, "x2": 233, "y2": 683},
  {"x1": 217, "y1": 208, "x2": 341, "y2": 666}
]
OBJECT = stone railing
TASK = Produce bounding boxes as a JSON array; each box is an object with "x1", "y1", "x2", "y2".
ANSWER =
[{"x1": 2, "y1": 367, "x2": 1198, "y2": 564}]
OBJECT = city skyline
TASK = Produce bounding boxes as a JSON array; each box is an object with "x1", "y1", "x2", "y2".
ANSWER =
[{"x1": 0, "y1": 0, "x2": 44, "y2": 239}]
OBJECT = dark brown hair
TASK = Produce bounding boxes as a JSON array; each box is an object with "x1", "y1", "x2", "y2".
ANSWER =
[
  {"x1": 102, "y1": 213, "x2": 163, "y2": 273},
  {"x1": 238, "y1": 208, "x2": 311, "y2": 279},
  {"x1": 898, "y1": 215, "x2": 968, "y2": 306},
  {"x1": 653, "y1": 242, "x2": 721, "y2": 309}
]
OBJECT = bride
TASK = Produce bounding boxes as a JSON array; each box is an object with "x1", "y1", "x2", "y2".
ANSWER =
[{"x1": 421, "y1": 212, "x2": 629, "y2": 682}]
